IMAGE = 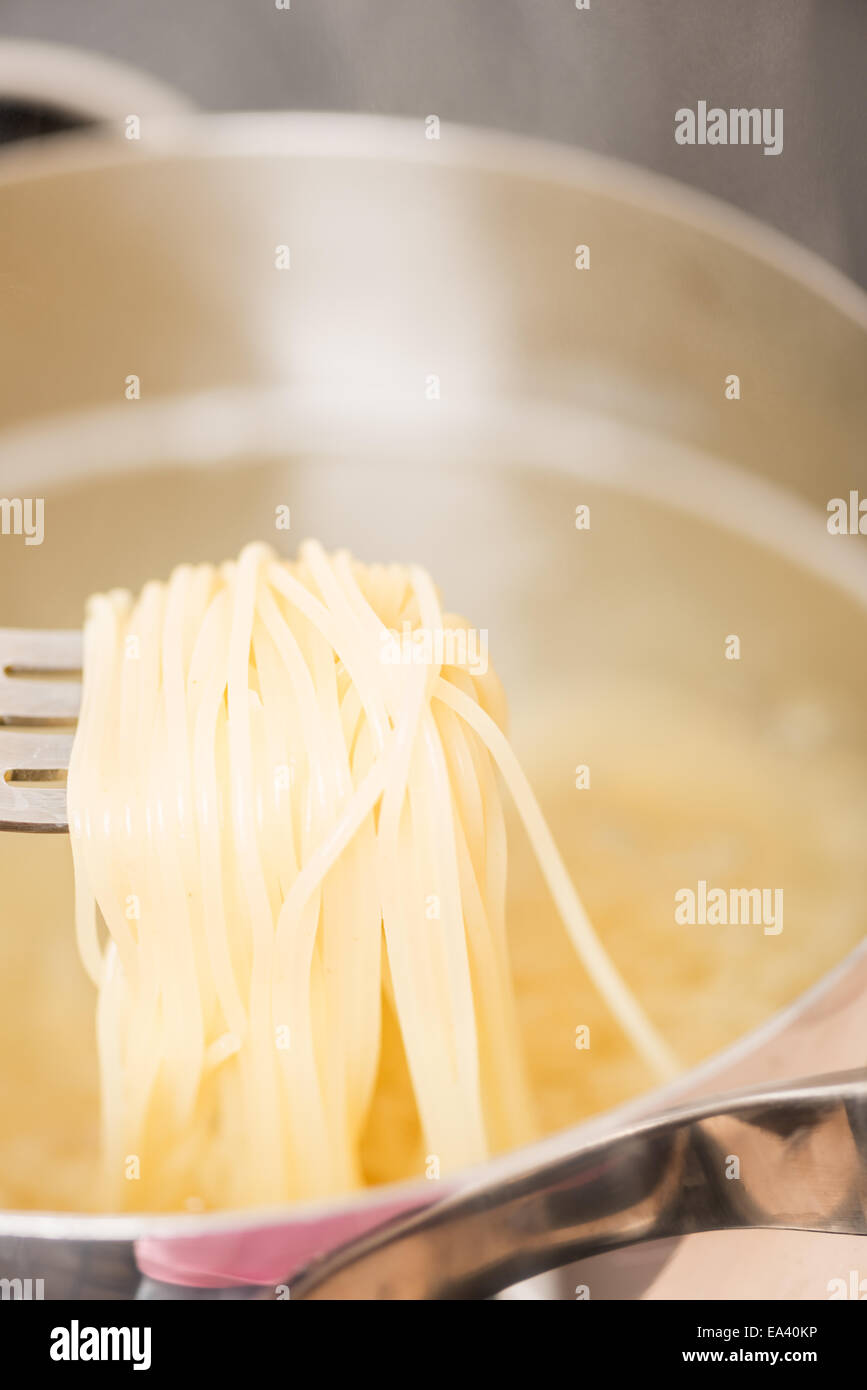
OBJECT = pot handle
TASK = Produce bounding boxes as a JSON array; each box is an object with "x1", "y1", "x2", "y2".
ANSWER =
[{"x1": 0, "y1": 38, "x2": 193, "y2": 145}]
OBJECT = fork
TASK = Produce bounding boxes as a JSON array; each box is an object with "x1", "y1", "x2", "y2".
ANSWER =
[{"x1": 0, "y1": 628, "x2": 82, "y2": 832}]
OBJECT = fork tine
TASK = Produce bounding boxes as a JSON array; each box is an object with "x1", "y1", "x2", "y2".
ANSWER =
[
  {"x1": 0, "y1": 629, "x2": 82, "y2": 724},
  {"x1": 0, "y1": 730, "x2": 73, "y2": 831}
]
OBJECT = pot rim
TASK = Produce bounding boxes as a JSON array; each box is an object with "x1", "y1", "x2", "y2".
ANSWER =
[{"x1": 0, "y1": 108, "x2": 864, "y2": 329}]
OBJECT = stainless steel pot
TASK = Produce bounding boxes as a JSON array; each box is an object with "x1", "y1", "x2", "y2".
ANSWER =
[{"x1": 0, "y1": 47, "x2": 865, "y2": 1300}]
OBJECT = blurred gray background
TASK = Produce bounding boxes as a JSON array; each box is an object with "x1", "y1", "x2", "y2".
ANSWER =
[{"x1": 1, "y1": 0, "x2": 865, "y2": 286}]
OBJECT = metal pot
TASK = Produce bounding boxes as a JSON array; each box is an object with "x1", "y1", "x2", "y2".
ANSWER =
[{"x1": 0, "y1": 46, "x2": 865, "y2": 1300}]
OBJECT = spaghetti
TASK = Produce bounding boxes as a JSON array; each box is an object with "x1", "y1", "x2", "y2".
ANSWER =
[{"x1": 67, "y1": 540, "x2": 677, "y2": 1210}]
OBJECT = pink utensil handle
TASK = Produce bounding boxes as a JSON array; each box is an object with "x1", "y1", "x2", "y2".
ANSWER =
[{"x1": 135, "y1": 1197, "x2": 431, "y2": 1290}]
